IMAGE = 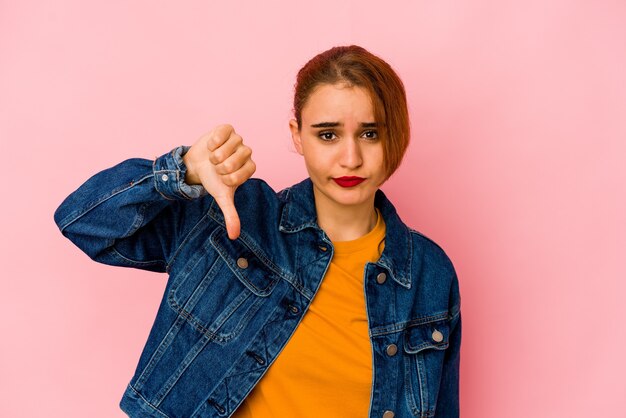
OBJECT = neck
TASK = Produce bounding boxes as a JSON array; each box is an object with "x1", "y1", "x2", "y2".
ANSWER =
[{"x1": 313, "y1": 186, "x2": 378, "y2": 242}]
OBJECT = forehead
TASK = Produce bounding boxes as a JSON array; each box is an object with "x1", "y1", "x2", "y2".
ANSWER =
[{"x1": 301, "y1": 83, "x2": 375, "y2": 121}]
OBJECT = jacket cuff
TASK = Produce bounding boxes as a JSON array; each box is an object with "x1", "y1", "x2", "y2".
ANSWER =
[{"x1": 153, "y1": 145, "x2": 208, "y2": 200}]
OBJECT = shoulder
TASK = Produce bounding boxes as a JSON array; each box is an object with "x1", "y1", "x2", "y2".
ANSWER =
[
  {"x1": 407, "y1": 227, "x2": 456, "y2": 277},
  {"x1": 407, "y1": 227, "x2": 461, "y2": 316},
  {"x1": 233, "y1": 177, "x2": 281, "y2": 207},
  {"x1": 233, "y1": 177, "x2": 299, "y2": 213},
  {"x1": 236, "y1": 176, "x2": 276, "y2": 195},
  {"x1": 229, "y1": 177, "x2": 285, "y2": 225}
]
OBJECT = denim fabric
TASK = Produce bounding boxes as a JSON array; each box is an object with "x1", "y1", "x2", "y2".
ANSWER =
[{"x1": 54, "y1": 145, "x2": 461, "y2": 418}]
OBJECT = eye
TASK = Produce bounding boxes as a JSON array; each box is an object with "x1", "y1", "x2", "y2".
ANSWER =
[
  {"x1": 318, "y1": 131, "x2": 337, "y2": 141},
  {"x1": 362, "y1": 130, "x2": 378, "y2": 140}
]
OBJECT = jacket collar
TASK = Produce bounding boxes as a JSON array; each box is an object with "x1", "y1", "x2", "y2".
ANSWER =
[{"x1": 278, "y1": 177, "x2": 413, "y2": 289}]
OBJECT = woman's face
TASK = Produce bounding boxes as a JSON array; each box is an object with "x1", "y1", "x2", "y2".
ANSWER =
[{"x1": 289, "y1": 82, "x2": 386, "y2": 212}]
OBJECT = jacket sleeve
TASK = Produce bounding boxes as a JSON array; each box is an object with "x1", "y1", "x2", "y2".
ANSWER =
[
  {"x1": 435, "y1": 276, "x2": 462, "y2": 417},
  {"x1": 53, "y1": 145, "x2": 212, "y2": 273}
]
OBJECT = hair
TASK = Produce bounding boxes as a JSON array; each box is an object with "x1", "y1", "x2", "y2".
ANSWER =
[{"x1": 293, "y1": 45, "x2": 411, "y2": 181}]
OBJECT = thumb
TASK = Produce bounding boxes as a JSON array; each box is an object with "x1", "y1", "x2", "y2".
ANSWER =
[{"x1": 214, "y1": 191, "x2": 241, "y2": 240}]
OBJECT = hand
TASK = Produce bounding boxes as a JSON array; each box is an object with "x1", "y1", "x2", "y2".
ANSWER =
[{"x1": 183, "y1": 124, "x2": 256, "y2": 240}]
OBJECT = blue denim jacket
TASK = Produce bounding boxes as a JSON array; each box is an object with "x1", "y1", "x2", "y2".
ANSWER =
[{"x1": 54, "y1": 145, "x2": 461, "y2": 418}]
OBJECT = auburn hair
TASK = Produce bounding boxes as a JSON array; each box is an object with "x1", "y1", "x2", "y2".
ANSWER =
[{"x1": 293, "y1": 45, "x2": 410, "y2": 181}]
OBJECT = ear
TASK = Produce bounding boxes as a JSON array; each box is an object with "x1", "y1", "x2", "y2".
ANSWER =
[{"x1": 289, "y1": 119, "x2": 303, "y2": 155}]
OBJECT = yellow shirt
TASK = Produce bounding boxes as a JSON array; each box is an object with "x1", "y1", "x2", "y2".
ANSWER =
[{"x1": 232, "y1": 208, "x2": 386, "y2": 417}]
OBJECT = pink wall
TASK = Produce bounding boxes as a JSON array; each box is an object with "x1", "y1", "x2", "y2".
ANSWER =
[{"x1": 2, "y1": 1, "x2": 625, "y2": 417}]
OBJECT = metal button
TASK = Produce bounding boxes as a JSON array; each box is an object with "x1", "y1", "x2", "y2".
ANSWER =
[
  {"x1": 385, "y1": 344, "x2": 398, "y2": 356},
  {"x1": 376, "y1": 272, "x2": 387, "y2": 284},
  {"x1": 236, "y1": 257, "x2": 249, "y2": 269},
  {"x1": 161, "y1": 174, "x2": 169, "y2": 182},
  {"x1": 432, "y1": 329, "x2": 444, "y2": 343},
  {"x1": 319, "y1": 245, "x2": 328, "y2": 252},
  {"x1": 290, "y1": 305, "x2": 299, "y2": 314},
  {"x1": 382, "y1": 410, "x2": 395, "y2": 418},
  {"x1": 251, "y1": 352, "x2": 265, "y2": 365}
]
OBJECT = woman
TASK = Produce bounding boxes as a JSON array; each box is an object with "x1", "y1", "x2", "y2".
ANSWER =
[{"x1": 54, "y1": 45, "x2": 461, "y2": 418}]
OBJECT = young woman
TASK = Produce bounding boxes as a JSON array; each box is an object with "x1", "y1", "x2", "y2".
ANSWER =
[{"x1": 54, "y1": 45, "x2": 461, "y2": 418}]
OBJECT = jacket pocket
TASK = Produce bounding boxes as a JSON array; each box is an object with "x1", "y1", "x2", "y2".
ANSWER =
[
  {"x1": 403, "y1": 319, "x2": 450, "y2": 417},
  {"x1": 167, "y1": 226, "x2": 280, "y2": 342}
]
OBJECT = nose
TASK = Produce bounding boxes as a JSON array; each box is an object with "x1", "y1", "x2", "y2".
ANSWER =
[{"x1": 339, "y1": 137, "x2": 363, "y2": 169}]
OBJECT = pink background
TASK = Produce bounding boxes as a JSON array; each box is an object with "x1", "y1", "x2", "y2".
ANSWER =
[{"x1": 2, "y1": 1, "x2": 625, "y2": 417}]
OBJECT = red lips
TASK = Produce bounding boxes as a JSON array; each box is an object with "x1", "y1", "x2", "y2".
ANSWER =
[{"x1": 333, "y1": 176, "x2": 365, "y2": 187}]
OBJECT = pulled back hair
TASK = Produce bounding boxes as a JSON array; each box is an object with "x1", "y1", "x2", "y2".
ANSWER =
[{"x1": 293, "y1": 45, "x2": 410, "y2": 181}]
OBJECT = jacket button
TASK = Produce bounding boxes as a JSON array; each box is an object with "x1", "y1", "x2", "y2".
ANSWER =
[
  {"x1": 318, "y1": 245, "x2": 328, "y2": 252},
  {"x1": 385, "y1": 344, "x2": 398, "y2": 356},
  {"x1": 376, "y1": 272, "x2": 387, "y2": 284},
  {"x1": 237, "y1": 257, "x2": 249, "y2": 269},
  {"x1": 432, "y1": 329, "x2": 444, "y2": 343},
  {"x1": 289, "y1": 305, "x2": 299, "y2": 314},
  {"x1": 382, "y1": 410, "x2": 395, "y2": 418},
  {"x1": 161, "y1": 174, "x2": 169, "y2": 182}
]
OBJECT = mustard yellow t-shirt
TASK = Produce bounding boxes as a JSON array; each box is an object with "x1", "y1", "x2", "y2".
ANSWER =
[{"x1": 232, "y1": 207, "x2": 386, "y2": 417}]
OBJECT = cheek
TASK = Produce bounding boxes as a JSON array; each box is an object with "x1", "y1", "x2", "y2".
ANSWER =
[
  {"x1": 301, "y1": 147, "x2": 321, "y2": 172},
  {"x1": 304, "y1": 155, "x2": 325, "y2": 174},
  {"x1": 367, "y1": 145, "x2": 385, "y2": 165},
  {"x1": 302, "y1": 141, "x2": 327, "y2": 166}
]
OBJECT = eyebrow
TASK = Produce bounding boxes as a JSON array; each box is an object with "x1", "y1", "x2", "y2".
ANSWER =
[{"x1": 310, "y1": 122, "x2": 378, "y2": 128}]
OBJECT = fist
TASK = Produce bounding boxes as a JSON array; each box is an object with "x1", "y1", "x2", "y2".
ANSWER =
[{"x1": 183, "y1": 124, "x2": 256, "y2": 240}]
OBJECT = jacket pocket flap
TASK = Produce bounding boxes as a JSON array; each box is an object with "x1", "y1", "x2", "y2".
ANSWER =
[
  {"x1": 403, "y1": 321, "x2": 450, "y2": 354},
  {"x1": 211, "y1": 227, "x2": 279, "y2": 297}
]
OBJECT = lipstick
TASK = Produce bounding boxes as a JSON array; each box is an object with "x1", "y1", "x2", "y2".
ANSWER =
[{"x1": 333, "y1": 176, "x2": 365, "y2": 187}]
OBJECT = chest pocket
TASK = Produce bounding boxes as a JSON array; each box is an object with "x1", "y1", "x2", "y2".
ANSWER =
[
  {"x1": 167, "y1": 226, "x2": 280, "y2": 343},
  {"x1": 402, "y1": 319, "x2": 450, "y2": 417}
]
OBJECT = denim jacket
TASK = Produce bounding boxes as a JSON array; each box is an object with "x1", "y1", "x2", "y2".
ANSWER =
[{"x1": 54, "y1": 145, "x2": 461, "y2": 418}]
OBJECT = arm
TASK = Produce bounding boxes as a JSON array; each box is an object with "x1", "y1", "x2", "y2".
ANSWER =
[
  {"x1": 435, "y1": 309, "x2": 461, "y2": 417},
  {"x1": 54, "y1": 125, "x2": 256, "y2": 272},
  {"x1": 435, "y1": 276, "x2": 462, "y2": 417},
  {"x1": 53, "y1": 145, "x2": 210, "y2": 273}
]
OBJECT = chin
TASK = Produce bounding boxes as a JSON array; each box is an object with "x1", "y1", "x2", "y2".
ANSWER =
[{"x1": 331, "y1": 190, "x2": 374, "y2": 206}]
